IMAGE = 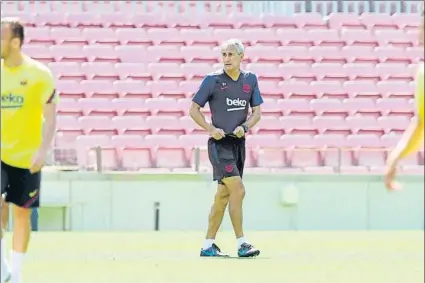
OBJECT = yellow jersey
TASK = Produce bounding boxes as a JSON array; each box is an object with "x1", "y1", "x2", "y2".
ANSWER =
[
  {"x1": 1, "y1": 55, "x2": 58, "y2": 169},
  {"x1": 415, "y1": 63, "x2": 424, "y2": 124}
]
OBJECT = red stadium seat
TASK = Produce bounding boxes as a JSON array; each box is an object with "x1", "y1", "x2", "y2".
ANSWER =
[
  {"x1": 341, "y1": 46, "x2": 377, "y2": 63},
  {"x1": 145, "y1": 116, "x2": 186, "y2": 135},
  {"x1": 256, "y1": 117, "x2": 284, "y2": 136},
  {"x1": 359, "y1": 13, "x2": 397, "y2": 30},
  {"x1": 112, "y1": 98, "x2": 150, "y2": 117},
  {"x1": 113, "y1": 80, "x2": 150, "y2": 99},
  {"x1": 78, "y1": 116, "x2": 116, "y2": 135},
  {"x1": 279, "y1": 99, "x2": 313, "y2": 117},
  {"x1": 343, "y1": 63, "x2": 380, "y2": 81},
  {"x1": 181, "y1": 46, "x2": 218, "y2": 64},
  {"x1": 280, "y1": 116, "x2": 316, "y2": 135},
  {"x1": 147, "y1": 29, "x2": 186, "y2": 46},
  {"x1": 344, "y1": 81, "x2": 380, "y2": 98},
  {"x1": 374, "y1": 30, "x2": 412, "y2": 47},
  {"x1": 259, "y1": 15, "x2": 297, "y2": 29},
  {"x1": 310, "y1": 99, "x2": 344, "y2": 116},
  {"x1": 147, "y1": 46, "x2": 185, "y2": 63},
  {"x1": 179, "y1": 135, "x2": 209, "y2": 148},
  {"x1": 65, "y1": 13, "x2": 103, "y2": 28},
  {"x1": 148, "y1": 63, "x2": 186, "y2": 83},
  {"x1": 81, "y1": 28, "x2": 118, "y2": 45},
  {"x1": 180, "y1": 63, "x2": 215, "y2": 80},
  {"x1": 50, "y1": 45, "x2": 87, "y2": 62},
  {"x1": 80, "y1": 80, "x2": 118, "y2": 99},
  {"x1": 80, "y1": 62, "x2": 119, "y2": 80},
  {"x1": 246, "y1": 63, "x2": 283, "y2": 81},
  {"x1": 341, "y1": 29, "x2": 378, "y2": 47},
  {"x1": 346, "y1": 134, "x2": 381, "y2": 147},
  {"x1": 375, "y1": 46, "x2": 410, "y2": 64},
  {"x1": 377, "y1": 116, "x2": 410, "y2": 133},
  {"x1": 56, "y1": 80, "x2": 85, "y2": 100},
  {"x1": 279, "y1": 63, "x2": 314, "y2": 81},
  {"x1": 244, "y1": 29, "x2": 280, "y2": 46},
  {"x1": 114, "y1": 136, "x2": 153, "y2": 169},
  {"x1": 376, "y1": 81, "x2": 414, "y2": 98},
  {"x1": 179, "y1": 30, "x2": 217, "y2": 46},
  {"x1": 294, "y1": 13, "x2": 327, "y2": 29},
  {"x1": 312, "y1": 117, "x2": 349, "y2": 135},
  {"x1": 100, "y1": 13, "x2": 137, "y2": 29},
  {"x1": 256, "y1": 148, "x2": 287, "y2": 168},
  {"x1": 111, "y1": 117, "x2": 146, "y2": 135},
  {"x1": 311, "y1": 81, "x2": 347, "y2": 99},
  {"x1": 326, "y1": 13, "x2": 365, "y2": 29},
  {"x1": 309, "y1": 46, "x2": 345, "y2": 63},
  {"x1": 48, "y1": 62, "x2": 82, "y2": 80}
]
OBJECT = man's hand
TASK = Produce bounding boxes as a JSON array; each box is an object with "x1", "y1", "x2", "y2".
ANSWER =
[
  {"x1": 232, "y1": 126, "x2": 245, "y2": 138},
  {"x1": 30, "y1": 148, "x2": 48, "y2": 174},
  {"x1": 209, "y1": 127, "x2": 225, "y2": 140},
  {"x1": 384, "y1": 161, "x2": 402, "y2": 192}
]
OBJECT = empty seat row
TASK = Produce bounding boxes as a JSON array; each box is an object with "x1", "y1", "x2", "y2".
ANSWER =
[
  {"x1": 23, "y1": 45, "x2": 423, "y2": 65},
  {"x1": 22, "y1": 27, "x2": 421, "y2": 47},
  {"x1": 2, "y1": 2, "x2": 244, "y2": 16},
  {"x1": 47, "y1": 61, "x2": 420, "y2": 80},
  {"x1": 55, "y1": 115, "x2": 414, "y2": 136},
  {"x1": 56, "y1": 133, "x2": 420, "y2": 148},
  {"x1": 54, "y1": 80, "x2": 416, "y2": 98},
  {"x1": 57, "y1": 97, "x2": 416, "y2": 112},
  {"x1": 2, "y1": 7, "x2": 421, "y2": 30}
]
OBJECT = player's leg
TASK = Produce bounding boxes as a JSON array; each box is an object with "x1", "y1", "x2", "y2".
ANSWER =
[
  {"x1": 221, "y1": 142, "x2": 259, "y2": 258},
  {"x1": 1, "y1": 166, "x2": 11, "y2": 283},
  {"x1": 205, "y1": 184, "x2": 229, "y2": 239},
  {"x1": 201, "y1": 183, "x2": 229, "y2": 255},
  {"x1": 221, "y1": 176, "x2": 245, "y2": 239},
  {"x1": 1, "y1": 201, "x2": 9, "y2": 230},
  {"x1": 221, "y1": 176, "x2": 259, "y2": 257},
  {"x1": 201, "y1": 140, "x2": 231, "y2": 257},
  {"x1": 6, "y1": 167, "x2": 41, "y2": 283}
]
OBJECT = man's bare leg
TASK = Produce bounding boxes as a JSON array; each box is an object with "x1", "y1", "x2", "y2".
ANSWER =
[
  {"x1": 2, "y1": 202, "x2": 9, "y2": 230},
  {"x1": 1, "y1": 198, "x2": 11, "y2": 282},
  {"x1": 203, "y1": 184, "x2": 229, "y2": 250},
  {"x1": 222, "y1": 176, "x2": 245, "y2": 239},
  {"x1": 222, "y1": 176, "x2": 259, "y2": 257},
  {"x1": 10, "y1": 205, "x2": 31, "y2": 283}
]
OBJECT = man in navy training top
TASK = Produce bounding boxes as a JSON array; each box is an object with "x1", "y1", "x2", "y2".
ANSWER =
[{"x1": 189, "y1": 39, "x2": 263, "y2": 258}]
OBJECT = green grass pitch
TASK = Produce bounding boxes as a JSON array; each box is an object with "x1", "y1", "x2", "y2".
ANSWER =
[{"x1": 3, "y1": 231, "x2": 423, "y2": 283}]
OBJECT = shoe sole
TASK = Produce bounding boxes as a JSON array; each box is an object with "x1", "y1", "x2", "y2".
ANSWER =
[
  {"x1": 200, "y1": 254, "x2": 230, "y2": 257},
  {"x1": 238, "y1": 250, "x2": 260, "y2": 258}
]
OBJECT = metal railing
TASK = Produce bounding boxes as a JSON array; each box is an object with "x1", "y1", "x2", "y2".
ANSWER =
[{"x1": 1, "y1": 1, "x2": 422, "y2": 15}]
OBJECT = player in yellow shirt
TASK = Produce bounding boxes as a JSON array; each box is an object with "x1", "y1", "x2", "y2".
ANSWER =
[
  {"x1": 1, "y1": 18, "x2": 58, "y2": 283},
  {"x1": 384, "y1": 10, "x2": 424, "y2": 191}
]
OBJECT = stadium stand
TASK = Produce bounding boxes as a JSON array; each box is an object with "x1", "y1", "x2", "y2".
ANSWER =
[{"x1": 1, "y1": 1, "x2": 424, "y2": 173}]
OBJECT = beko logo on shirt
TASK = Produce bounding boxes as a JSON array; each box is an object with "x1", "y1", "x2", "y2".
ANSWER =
[
  {"x1": 226, "y1": 98, "x2": 247, "y2": 111},
  {"x1": 1, "y1": 93, "x2": 25, "y2": 109}
]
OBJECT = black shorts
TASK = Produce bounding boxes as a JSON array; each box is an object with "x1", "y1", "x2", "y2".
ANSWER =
[
  {"x1": 1, "y1": 161, "x2": 41, "y2": 208},
  {"x1": 208, "y1": 137, "x2": 245, "y2": 184}
]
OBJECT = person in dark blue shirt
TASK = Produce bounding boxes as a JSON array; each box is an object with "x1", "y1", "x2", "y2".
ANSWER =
[{"x1": 190, "y1": 39, "x2": 263, "y2": 258}]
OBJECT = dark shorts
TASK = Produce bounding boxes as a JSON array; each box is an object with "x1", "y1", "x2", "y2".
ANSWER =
[
  {"x1": 208, "y1": 137, "x2": 245, "y2": 184},
  {"x1": 1, "y1": 161, "x2": 41, "y2": 208}
]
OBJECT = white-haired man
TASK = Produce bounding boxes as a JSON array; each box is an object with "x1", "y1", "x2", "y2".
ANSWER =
[{"x1": 190, "y1": 39, "x2": 263, "y2": 257}]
